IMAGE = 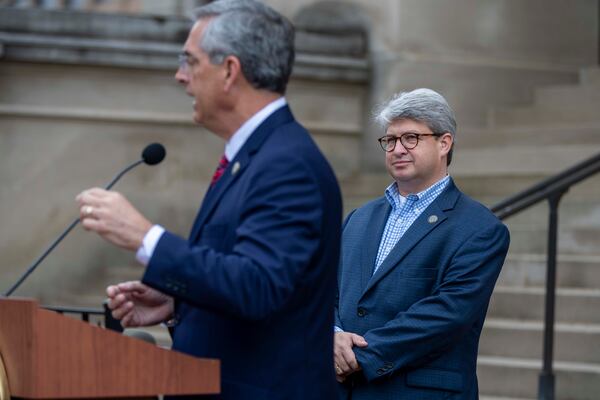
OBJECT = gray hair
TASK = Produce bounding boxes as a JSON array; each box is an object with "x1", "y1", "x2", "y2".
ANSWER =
[
  {"x1": 374, "y1": 88, "x2": 456, "y2": 136},
  {"x1": 193, "y1": 0, "x2": 295, "y2": 94},
  {"x1": 374, "y1": 88, "x2": 457, "y2": 164}
]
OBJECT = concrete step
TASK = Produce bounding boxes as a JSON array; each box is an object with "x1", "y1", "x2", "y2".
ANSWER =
[
  {"x1": 485, "y1": 196, "x2": 600, "y2": 257},
  {"x1": 490, "y1": 105, "x2": 600, "y2": 127},
  {"x1": 480, "y1": 397, "x2": 534, "y2": 400},
  {"x1": 479, "y1": 318, "x2": 600, "y2": 364},
  {"x1": 504, "y1": 226, "x2": 600, "y2": 256},
  {"x1": 580, "y1": 67, "x2": 600, "y2": 86},
  {"x1": 452, "y1": 144, "x2": 600, "y2": 176},
  {"x1": 455, "y1": 174, "x2": 600, "y2": 203},
  {"x1": 493, "y1": 198, "x2": 600, "y2": 227},
  {"x1": 477, "y1": 356, "x2": 600, "y2": 399},
  {"x1": 466, "y1": 194, "x2": 600, "y2": 256},
  {"x1": 534, "y1": 85, "x2": 600, "y2": 110},
  {"x1": 458, "y1": 124, "x2": 600, "y2": 150},
  {"x1": 488, "y1": 286, "x2": 600, "y2": 324},
  {"x1": 498, "y1": 253, "x2": 600, "y2": 288}
]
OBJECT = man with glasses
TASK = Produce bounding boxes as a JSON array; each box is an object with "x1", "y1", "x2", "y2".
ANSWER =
[
  {"x1": 76, "y1": 1, "x2": 342, "y2": 399},
  {"x1": 334, "y1": 88, "x2": 509, "y2": 399}
]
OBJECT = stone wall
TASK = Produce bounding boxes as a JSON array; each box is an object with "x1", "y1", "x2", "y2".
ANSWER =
[
  {"x1": 0, "y1": 6, "x2": 368, "y2": 302},
  {"x1": 266, "y1": 0, "x2": 597, "y2": 169},
  {"x1": 0, "y1": 1, "x2": 597, "y2": 303}
]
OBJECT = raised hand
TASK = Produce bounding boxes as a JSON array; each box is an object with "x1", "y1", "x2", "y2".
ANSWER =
[{"x1": 77, "y1": 188, "x2": 153, "y2": 251}]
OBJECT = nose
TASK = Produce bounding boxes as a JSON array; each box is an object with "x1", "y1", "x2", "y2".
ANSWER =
[
  {"x1": 391, "y1": 139, "x2": 408, "y2": 155},
  {"x1": 175, "y1": 67, "x2": 189, "y2": 85}
]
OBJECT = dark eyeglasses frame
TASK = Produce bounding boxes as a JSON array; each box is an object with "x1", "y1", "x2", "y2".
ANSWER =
[{"x1": 377, "y1": 132, "x2": 443, "y2": 152}]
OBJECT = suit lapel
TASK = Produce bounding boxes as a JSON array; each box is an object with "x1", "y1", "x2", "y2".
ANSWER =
[
  {"x1": 360, "y1": 200, "x2": 391, "y2": 290},
  {"x1": 188, "y1": 106, "x2": 295, "y2": 243},
  {"x1": 361, "y1": 180, "x2": 461, "y2": 296},
  {"x1": 188, "y1": 152, "x2": 249, "y2": 242}
]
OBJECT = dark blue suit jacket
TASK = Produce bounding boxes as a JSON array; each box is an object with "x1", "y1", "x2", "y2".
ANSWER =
[
  {"x1": 143, "y1": 106, "x2": 342, "y2": 399},
  {"x1": 336, "y1": 179, "x2": 509, "y2": 400}
]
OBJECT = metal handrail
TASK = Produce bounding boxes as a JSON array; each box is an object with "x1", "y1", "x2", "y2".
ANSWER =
[
  {"x1": 491, "y1": 152, "x2": 600, "y2": 218},
  {"x1": 490, "y1": 150, "x2": 600, "y2": 400}
]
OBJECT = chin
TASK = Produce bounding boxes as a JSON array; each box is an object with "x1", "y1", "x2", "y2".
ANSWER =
[
  {"x1": 192, "y1": 113, "x2": 203, "y2": 125},
  {"x1": 392, "y1": 173, "x2": 415, "y2": 183}
]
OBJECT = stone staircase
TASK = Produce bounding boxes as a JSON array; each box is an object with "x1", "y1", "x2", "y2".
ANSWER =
[{"x1": 462, "y1": 67, "x2": 600, "y2": 400}]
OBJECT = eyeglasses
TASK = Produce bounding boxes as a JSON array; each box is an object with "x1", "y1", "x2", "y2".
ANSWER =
[
  {"x1": 178, "y1": 52, "x2": 198, "y2": 73},
  {"x1": 378, "y1": 132, "x2": 442, "y2": 152}
]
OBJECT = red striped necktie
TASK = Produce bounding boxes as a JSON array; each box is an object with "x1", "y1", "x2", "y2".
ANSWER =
[{"x1": 210, "y1": 154, "x2": 229, "y2": 187}]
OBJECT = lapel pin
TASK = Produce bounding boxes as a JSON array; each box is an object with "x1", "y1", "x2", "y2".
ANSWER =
[
  {"x1": 428, "y1": 215, "x2": 438, "y2": 224},
  {"x1": 231, "y1": 161, "x2": 241, "y2": 175}
]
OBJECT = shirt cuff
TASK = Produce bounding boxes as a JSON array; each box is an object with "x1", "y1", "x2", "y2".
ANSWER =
[
  {"x1": 135, "y1": 225, "x2": 165, "y2": 266},
  {"x1": 334, "y1": 326, "x2": 344, "y2": 333}
]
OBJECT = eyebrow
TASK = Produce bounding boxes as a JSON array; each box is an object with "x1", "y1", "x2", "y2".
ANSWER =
[{"x1": 386, "y1": 132, "x2": 421, "y2": 136}]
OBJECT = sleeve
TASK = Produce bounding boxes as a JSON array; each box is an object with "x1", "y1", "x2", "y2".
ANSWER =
[
  {"x1": 354, "y1": 222, "x2": 510, "y2": 381},
  {"x1": 135, "y1": 225, "x2": 165, "y2": 266},
  {"x1": 142, "y1": 153, "x2": 324, "y2": 321}
]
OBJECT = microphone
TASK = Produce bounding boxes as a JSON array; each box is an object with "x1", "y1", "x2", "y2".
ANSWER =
[
  {"x1": 3, "y1": 143, "x2": 166, "y2": 297},
  {"x1": 124, "y1": 329, "x2": 158, "y2": 345},
  {"x1": 142, "y1": 143, "x2": 166, "y2": 166}
]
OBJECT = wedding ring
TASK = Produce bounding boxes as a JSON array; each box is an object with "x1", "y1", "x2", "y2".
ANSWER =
[{"x1": 335, "y1": 364, "x2": 342, "y2": 374}]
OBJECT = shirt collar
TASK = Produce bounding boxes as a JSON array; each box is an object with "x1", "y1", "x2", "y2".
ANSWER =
[
  {"x1": 385, "y1": 175, "x2": 450, "y2": 211},
  {"x1": 224, "y1": 97, "x2": 287, "y2": 161}
]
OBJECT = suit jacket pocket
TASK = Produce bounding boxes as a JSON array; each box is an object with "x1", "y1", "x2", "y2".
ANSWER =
[{"x1": 405, "y1": 367, "x2": 463, "y2": 393}]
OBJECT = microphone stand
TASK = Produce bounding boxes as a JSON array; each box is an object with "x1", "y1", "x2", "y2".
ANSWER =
[{"x1": 3, "y1": 159, "x2": 144, "y2": 297}]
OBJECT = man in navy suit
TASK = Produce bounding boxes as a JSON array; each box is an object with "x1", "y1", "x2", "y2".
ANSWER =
[
  {"x1": 334, "y1": 88, "x2": 510, "y2": 399},
  {"x1": 76, "y1": 1, "x2": 342, "y2": 398}
]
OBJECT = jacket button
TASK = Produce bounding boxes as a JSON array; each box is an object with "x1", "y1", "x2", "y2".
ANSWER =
[{"x1": 357, "y1": 307, "x2": 367, "y2": 317}]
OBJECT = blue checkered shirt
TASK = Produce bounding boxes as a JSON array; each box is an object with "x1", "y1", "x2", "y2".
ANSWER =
[{"x1": 373, "y1": 176, "x2": 450, "y2": 274}]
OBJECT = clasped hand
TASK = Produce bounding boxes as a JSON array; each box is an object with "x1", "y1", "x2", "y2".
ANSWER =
[{"x1": 334, "y1": 332, "x2": 368, "y2": 383}]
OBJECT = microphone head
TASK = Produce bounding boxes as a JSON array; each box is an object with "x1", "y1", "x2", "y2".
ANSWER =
[
  {"x1": 142, "y1": 143, "x2": 166, "y2": 165},
  {"x1": 123, "y1": 329, "x2": 157, "y2": 345}
]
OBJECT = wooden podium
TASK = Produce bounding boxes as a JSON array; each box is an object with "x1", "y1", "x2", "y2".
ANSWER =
[{"x1": 0, "y1": 298, "x2": 220, "y2": 399}]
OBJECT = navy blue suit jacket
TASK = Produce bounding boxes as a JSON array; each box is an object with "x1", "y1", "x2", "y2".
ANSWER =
[
  {"x1": 143, "y1": 106, "x2": 342, "y2": 399},
  {"x1": 336, "y1": 179, "x2": 509, "y2": 400}
]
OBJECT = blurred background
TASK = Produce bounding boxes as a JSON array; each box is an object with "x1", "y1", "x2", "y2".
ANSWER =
[{"x1": 1, "y1": 1, "x2": 599, "y2": 398}]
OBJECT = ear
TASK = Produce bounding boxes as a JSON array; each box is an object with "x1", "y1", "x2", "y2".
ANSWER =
[
  {"x1": 438, "y1": 132, "x2": 453, "y2": 156},
  {"x1": 222, "y1": 55, "x2": 242, "y2": 92}
]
